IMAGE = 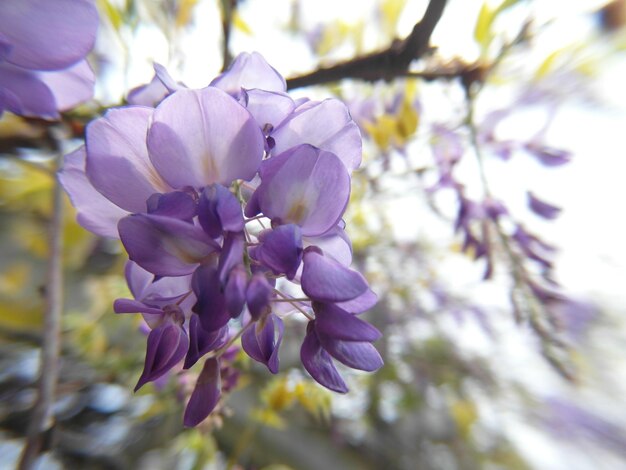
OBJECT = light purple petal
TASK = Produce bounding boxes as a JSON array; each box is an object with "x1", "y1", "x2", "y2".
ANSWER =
[
  {"x1": 184, "y1": 357, "x2": 221, "y2": 427},
  {"x1": 210, "y1": 51, "x2": 286, "y2": 94},
  {"x1": 147, "y1": 87, "x2": 265, "y2": 188},
  {"x1": 0, "y1": 0, "x2": 98, "y2": 70},
  {"x1": 0, "y1": 62, "x2": 58, "y2": 118},
  {"x1": 314, "y1": 302, "x2": 381, "y2": 342},
  {"x1": 255, "y1": 145, "x2": 351, "y2": 236},
  {"x1": 303, "y1": 224, "x2": 353, "y2": 266},
  {"x1": 301, "y1": 248, "x2": 369, "y2": 302},
  {"x1": 127, "y1": 77, "x2": 169, "y2": 107},
  {"x1": 244, "y1": 89, "x2": 295, "y2": 131},
  {"x1": 271, "y1": 99, "x2": 362, "y2": 171},
  {"x1": 300, "y1": 324, "x2": 348, "y2": 393},
  {"x1": 86, "y1": 106, "x2": 172, "y2": 213},
  {"x1": 59, "y1": 146, "x2": 128, "y2": 238},
  {"x1": 524, "y1": 142, "x2": 572, "y2": 166},
  {"x1": 317, "y1": 336, "x2": 383, "y2": 372},
  {"x1": 119, "y1": 214, "x2": 218, "y2": 276},
  {"x1": 37, "y1": 60, "x2": 94, "y2": 111}
]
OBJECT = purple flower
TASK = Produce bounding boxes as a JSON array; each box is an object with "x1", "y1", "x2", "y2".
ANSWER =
[
  {"x1": 135, "y1": 305, "x2": 189, "y2": 391},
  {"x1": 527, "y1": 191, "x2": 562, "y2": 220},
  {"x1": 242, "y1": 313, "x2": 284, "y2": 373},
  {"x1": 270, "y1": 99, "x2": 362, "y2": 172},
  {"x1": 301, "y1": 305, "x2": 383, "y2": 393},
  {"x1": 246, "y1": 144, "x2": 351, "y2": 237},
  {"x1": 62, "y1": 51, "x2": 380, "y2": 426},
  {"x1": 184, "y1": 357, "x2": 221, "y2": 427},
  {"x1": 0, "y1": 0, "x2": 98, "y2": 119}
]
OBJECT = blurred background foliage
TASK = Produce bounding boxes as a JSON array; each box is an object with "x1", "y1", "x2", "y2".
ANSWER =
[{"x1": 2, "y1": 0, "x2": 626, "y2": 469}]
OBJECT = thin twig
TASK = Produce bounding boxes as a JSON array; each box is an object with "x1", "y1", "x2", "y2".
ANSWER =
[
  {"x1": 286, "y1": 0, "x2": 448, "y2": 89},
  {"x1": 220, "y1": 0, "x2": 236, "y2": 71},
  {"x1": 18, "y1": 157, "x2": 64, "y2": 469}
]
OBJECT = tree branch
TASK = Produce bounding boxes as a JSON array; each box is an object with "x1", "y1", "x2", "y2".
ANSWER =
[
  {"x1": 18, "y1": 156, "x2": 64, "y2": 470},
  {"x1": 286, "y1": 0, "x2": 448, "y2": 90}
]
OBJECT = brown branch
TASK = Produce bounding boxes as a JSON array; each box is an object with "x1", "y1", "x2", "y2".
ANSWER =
[
  {"x1": 286, "y1": 0, "x2": 448, "y2": 90},
  {"x1": 18, "y1": 157, "x2": 64, "y2": 470}
]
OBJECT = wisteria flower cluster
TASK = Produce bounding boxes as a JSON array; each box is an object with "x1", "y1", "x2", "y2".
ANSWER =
[
  {"x1": 0, "y1": 0, "x2": 98, "y2": 119},
  {"x1": 61, "y1": 52, "x2": 383, "y2": 426}
]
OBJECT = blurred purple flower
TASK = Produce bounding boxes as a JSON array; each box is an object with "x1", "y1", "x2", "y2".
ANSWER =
[{"x1": 0, "y1": 0, "x2": 98, "y2": 119}]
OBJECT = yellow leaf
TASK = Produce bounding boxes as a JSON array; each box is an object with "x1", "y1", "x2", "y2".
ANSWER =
[
  {"x1": 380, "y1": 0, "x2": 407, "y2": 37},
  {"x1": 261, "y1": 377, "x2": 294, "y2": 412},
  {"x1": 97, "y1": 0, "x2": 123, "y2": 31},
  {"x1": 176, "y1": 0, "x2": 199, "y2": 28},
  {"x1": 450, "y1": 400, "x2": 478, "y2": 438},
  {"x1": 474, "y1": 2, "x2": 495, "y2": 52},
  {"x1": 397, "y1": 98, "x2": 419, "y2": 140},
  {"x1": 535, "y1": 49, "x2": 562, "y2": 79},
  {"x1": 251, "y1": 408, "x2": 285, "y2": 429},
  {"x1": 233, "y1": 11, "x2": 253, "y2": 35}
]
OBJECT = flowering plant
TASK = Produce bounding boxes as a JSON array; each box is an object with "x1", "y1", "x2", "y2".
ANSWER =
[{"x1": 61, "y1": 52, "x2": 382, "y2": 426}]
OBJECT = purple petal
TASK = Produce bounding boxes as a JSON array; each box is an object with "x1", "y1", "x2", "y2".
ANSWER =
[
  {"x1": 184, "y1": 315, "x2": 228, "y2": 369},
  {"x1": 271, "y1": 99, "x2": 362, "y2": 171},
  {"x1": 528, "y1": 191, "x2": 562, "y2": 220},
  {"x1": 246, "y1": 273, "x2": 273, "y2": 321},
  {"x1": 198, "y1": 184, "x2": 244, "y2": 238},
  {"x1": 0, "y1": 62, "x2": 58, "y2": 118},
  {"x1": 300, "y1": 324, "x2": 348, "y2": 393},
  {"x1": 218, "y1": 232, "x2": 245, "y2": 284},
  {"x1": 113, "y1": 298, "x2": 162, "y2": 316},
  {"x1": 314, "y1": 302, "x2": 381, "y2": 342},
  {"x1": 317, "y1": 336, "x2": 383, "y2": 372},
  {"x1": 135, "y1": 321, "x2": 189, "y2": 391},
  {"x1": 86, "y1": 106, "x2": 172, "y2": 213},
  {"x1": 36, "y1": 60, "x2": 94, "y2": 111},
  {"x1": 255, "y1": 224, "x2": 303, "y2": 279},
  {"x1": 255, "y1": 145, "x2": 351, "y2": 236},
  {"x1": 0, "y1": 0, "x2": 98, "y2": 70},
  {"x1": 192, "y1": 264, "x2": 231, "y2": 332},
  {"x1": 183, "y1": 357, "x2": 221, "y2": 427},
  {"x1": 59, "y1": 146, "x2": 128, "y2": 238},
  {"x1": 224, "y1": 266, "x2": 248, "y2": 318},
  {"x1": 147, "y1": 87, "x2": 265, "y2": 188},
  {"x1": 119, "y1": 214, "x2": 218, "y2": 276},
  {"x1": 147, "y1": 190, "x2": 197, "y2": 221},
  {"x1": 301, "y1": 248, "x2": 369, "y2": 302},
  {"x1": 241, "y1": 314, "x2": 284, "y2": 374},
  {"x1": 210, "y1": 51, "x2": 286, "y2": 94}
]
